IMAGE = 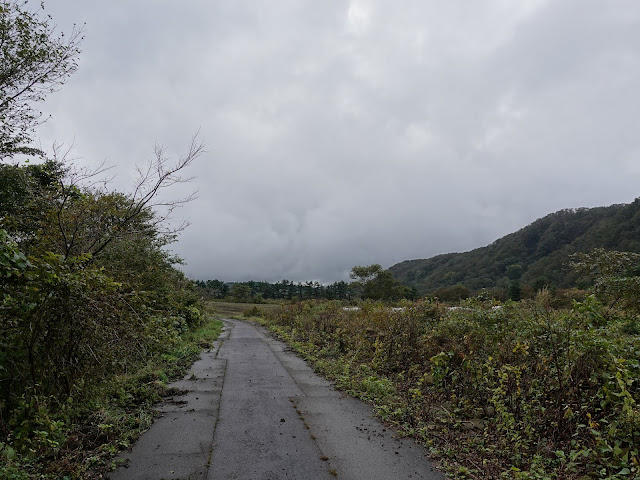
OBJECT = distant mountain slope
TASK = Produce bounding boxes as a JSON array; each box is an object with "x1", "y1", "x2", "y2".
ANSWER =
[{"x1": 389, "y1": 198, "x2": 640, "y2": 294}]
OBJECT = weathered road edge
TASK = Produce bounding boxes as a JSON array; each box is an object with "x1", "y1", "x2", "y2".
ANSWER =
[
  {"x1": 109, "y1": 325, "x2": 230, "y2": 479},
  {"x1": 254, "y1": 321, "x2": 445, "y2": 480}
]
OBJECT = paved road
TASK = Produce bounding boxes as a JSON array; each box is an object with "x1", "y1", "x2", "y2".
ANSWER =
[{"x1": 111, "y1": 319, "x2": 445, "y2": 480}]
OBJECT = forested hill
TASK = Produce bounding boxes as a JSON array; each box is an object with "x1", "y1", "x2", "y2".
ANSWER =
[{"x1": 389, "y1": 198, "x2": 640, "y2": 295}]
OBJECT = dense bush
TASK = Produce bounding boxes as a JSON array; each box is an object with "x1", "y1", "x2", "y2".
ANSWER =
[{"x1": 0, "y1": 159, "x2": 204, "y2": 476}]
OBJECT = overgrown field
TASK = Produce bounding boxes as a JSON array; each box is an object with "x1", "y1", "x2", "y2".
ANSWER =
[
  {"x1": 259, "y1": 293, "x2": 640, "y2": 479},
  {"x1": 209, "y1": 300, "x2": 283, "y2": 318}
]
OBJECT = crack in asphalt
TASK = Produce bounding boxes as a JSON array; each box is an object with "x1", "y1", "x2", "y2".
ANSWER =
[{"x1": 110, "y1": 319, "x2": 445, "y2": 480}]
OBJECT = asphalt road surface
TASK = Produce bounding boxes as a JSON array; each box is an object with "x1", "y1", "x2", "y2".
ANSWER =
[{"x1": 110, "y1": 318, "x2": 446, "y2": 480}]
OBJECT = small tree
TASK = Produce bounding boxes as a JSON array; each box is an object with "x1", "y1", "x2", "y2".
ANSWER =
[
  {"x1": 433, "y1": 284, "x2": 471, "y2": 302},
  {"x1": 508, "y1": 280, "x2": 521, "y2": 301},
  {"x1": 0, "y1": 135, "x2": 203, "y2": 262},
  {"x1": 349, "y1": 264, "x2": 384, "y2": 297},
  {"x1": 229, "y1": 283, "x2": 251, "y2": 302},
  {"x1": 0, "y1": 0, "x2": 83, "y2": 159},
  {"x1": 349, "y1": 264, "x2": 409, "y2": 301}
]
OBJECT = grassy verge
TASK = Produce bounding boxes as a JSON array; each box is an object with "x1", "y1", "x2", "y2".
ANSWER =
[
  {"x1": 0, "y1": 312, "x2": 223, "y2": 479},
  {"x1": 255, "y1": 296, "x2": 640, "y2": 480}
]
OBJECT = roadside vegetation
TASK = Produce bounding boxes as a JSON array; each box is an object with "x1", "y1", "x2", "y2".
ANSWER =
[
  {"x1": 0, "y1": 301, "x2": 222, "y2": 479},
  {"x1": 0, "y1": 2, "x2": 222, "y2": 477},
  {"x1": 0, "y1": 156, "x2": 224, "y2": 478},
  {"x1": 257, "y1": 249, "x2": 640, "y2": 479}
]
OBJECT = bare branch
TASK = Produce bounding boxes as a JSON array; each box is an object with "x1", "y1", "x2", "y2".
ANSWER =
[{"x1": 88, "y1": 133, "x2": 204, "y2": 258}]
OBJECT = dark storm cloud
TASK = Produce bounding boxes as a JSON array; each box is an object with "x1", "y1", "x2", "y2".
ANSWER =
[{"x1": 36, "y1": 0, "x2": 640, "y2": 282}]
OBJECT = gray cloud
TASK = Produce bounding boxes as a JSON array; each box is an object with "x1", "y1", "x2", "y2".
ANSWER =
[{"x1": 36, "y1": 0, "x2": 640, "y2": 282}]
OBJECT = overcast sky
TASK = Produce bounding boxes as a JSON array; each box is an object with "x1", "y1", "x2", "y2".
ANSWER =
[{"x1": 35, "y1": 0, "x2": 640, "y2": 282}]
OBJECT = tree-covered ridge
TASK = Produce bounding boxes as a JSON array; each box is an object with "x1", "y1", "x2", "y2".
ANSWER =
[{"x1": 390, "y1": 199, "x2": 640, "y2": 295}]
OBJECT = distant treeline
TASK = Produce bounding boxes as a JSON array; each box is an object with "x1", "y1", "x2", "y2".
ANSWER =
[{"x1": 194, "y1": 279, "x2": 353, "y2": 301}]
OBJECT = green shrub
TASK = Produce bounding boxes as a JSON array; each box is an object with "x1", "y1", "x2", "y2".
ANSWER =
[{"x1": 243, "y1": 305, "x2": 264, "y2": 318}]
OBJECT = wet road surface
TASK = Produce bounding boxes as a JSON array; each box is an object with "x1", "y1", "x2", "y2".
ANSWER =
[{"x1": 111, "y1": 318, "x2": 445, "y2": 480}]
